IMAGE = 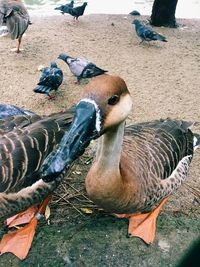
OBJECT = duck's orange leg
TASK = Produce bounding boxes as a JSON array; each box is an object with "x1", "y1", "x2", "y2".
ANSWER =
[
  {"x1": 6, "y1": 205, "x2": 38, "y2": 228},
  {"x1": 115, "y1": 198, "x2": 168, "y2": 244},
  {"x1": 11, "y1": 36, "x2": 23, "y2": 53},
  {"x1": 0, "y1": 195, "x2": 51, "y2": 260}
]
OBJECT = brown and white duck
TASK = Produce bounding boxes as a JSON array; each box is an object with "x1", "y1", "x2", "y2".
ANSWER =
[
  {"x1": 0, "y1": 0, "x2": 30, "y2": 52},
  {"x1": 41, "y1": 74, "x2": 200, "y2": 244},
  {"x1": 0, "y1": 106, "x2": 74, "y2": 259}
]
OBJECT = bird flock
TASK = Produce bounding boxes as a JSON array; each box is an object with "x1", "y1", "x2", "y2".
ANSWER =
[{"x1": 0, "y1": 0, "x2": 199, "y2": 262}]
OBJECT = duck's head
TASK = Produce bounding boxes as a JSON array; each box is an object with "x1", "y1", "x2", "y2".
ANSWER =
[{"x1": 41, "y1": 74, "x2": 132, "y2": 180}]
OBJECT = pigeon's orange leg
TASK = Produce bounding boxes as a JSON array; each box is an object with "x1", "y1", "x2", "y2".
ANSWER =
[
  {"x1": 0, "y1": 195, "x2": 51, "y2": 260},
  {"x1": 115, "y1": 198, "x2": 168, "y2": 244}
]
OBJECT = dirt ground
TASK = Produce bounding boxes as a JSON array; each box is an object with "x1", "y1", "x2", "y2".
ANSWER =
[{"x1": 0, "y1": 14, "x2": 200, "y2": 266}]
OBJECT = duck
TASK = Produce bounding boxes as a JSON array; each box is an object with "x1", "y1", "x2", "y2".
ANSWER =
[
  {"x1": 41, "y1": 74, "x2": 200, "y2": 245},
  {"x1": 0, "y1": 0, "x2": 30, "y2": 53},
  {"x1": 132, "y1": 19, "x2": 167, "y2": 44},
  {"x1": 33, "y1": 61, "x2": 64, "y2": 100},
  {"x1": 58, "y1": 53, "x2": 107, "y2": 84},
  {"x1": 0, "y1": 105, "x2": 74, "y2": 259},
  {"x1": 0, "y1": 103, "x2": 34, "y2": 119}
]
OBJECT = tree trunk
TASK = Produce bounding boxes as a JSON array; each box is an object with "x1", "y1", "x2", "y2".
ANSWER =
[{"x1": 150, "y1": 0, "x2": 178, "y2": 28}]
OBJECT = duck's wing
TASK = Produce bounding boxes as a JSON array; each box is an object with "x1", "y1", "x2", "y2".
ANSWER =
[
  {"x1": 0, "y1": 0, "x2": 29, "y2": 39},
  {"x1": 0, "y1": 114, "x2": 41, "y2": 136},
  {"x1": 0, "y1": 109, "x2": 74, "y2": 219},
  {"x1": 124, "y1": 118, "x2": 194, "y2": 181}
]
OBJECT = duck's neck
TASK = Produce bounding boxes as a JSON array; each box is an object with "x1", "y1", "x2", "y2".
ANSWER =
[
  {"x1": 85, "y1": 122, "x2": 125, "y2": 208},
  {"x1": 96, "y1": 121, "x2": 125, "y2": 171}
]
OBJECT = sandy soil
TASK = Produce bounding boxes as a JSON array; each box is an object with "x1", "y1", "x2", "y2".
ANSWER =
[{"x1": 0, "y1": 14, "x2": 200, "y2": 266}]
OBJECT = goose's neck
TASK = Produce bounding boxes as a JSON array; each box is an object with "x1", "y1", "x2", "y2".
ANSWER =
[{"x1": 96, "y1": 121, "x2": 125, "y2": 171}]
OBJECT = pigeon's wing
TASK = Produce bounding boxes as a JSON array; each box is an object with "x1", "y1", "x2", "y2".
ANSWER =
[
  {"x1": 53, "y1": 69, "x2": 63, "y2": 87},
  {"x1": 69, "y1": 57, "x2": 90, "y2": 77},
  {"x1": 38, "y1": 68, "x2": 53, "y2": 86},
  {"x1": 82, "y1": 63, "x2": 107, "y2": 78}
]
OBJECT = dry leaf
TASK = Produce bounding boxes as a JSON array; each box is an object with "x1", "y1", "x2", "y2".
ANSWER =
[
  {"x1": 45, "y1": 205, "x2": 51, "y2": 220},
  {"x1": 80, "y1": 208, "x2": 93, "y2": 214}
]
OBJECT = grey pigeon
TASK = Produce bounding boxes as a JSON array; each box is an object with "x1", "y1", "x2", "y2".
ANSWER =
[
  {"x1": 58, "y1": 53, "x2": 107, "y2": 83},
  {"x1": 132, "y1": 19, "x2": 167, "y2": 44},
  {"x1": 55, "y1": 1, "x2": 74, "y2": 14},
  {"x1": 33, "y1": 61, "x2": 63, "y2": 99},
  {"x1": 67, "y1": 2, "x2": 87, "y2": 20}
]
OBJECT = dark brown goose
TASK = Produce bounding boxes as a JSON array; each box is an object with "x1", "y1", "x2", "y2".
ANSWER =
[
  {"x1": 0, "y1": 0, "x2": 30, "y2": 52},
  {"x1": 41, "y1": 74, "x2": 200, "y2": 244},
  {"x1": 0, "y1": 107, "x2": 74, "y2": 259}
]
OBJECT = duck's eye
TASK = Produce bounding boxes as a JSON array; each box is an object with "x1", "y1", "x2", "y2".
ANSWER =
[{"x1": 108, "y1": 95, "x2": 119, "y2": 105}]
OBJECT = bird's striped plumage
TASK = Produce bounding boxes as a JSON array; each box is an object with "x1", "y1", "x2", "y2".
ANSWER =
[{"x1": 0, "y1": 108, "x2": 74, "y2": 220}]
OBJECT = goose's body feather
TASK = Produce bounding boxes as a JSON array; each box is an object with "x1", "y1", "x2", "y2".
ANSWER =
[
  {"x1": 0, "y1": 0, "x2": 29, "y2": 40},
  {"x1": 0, "y1": 107, "x2": 74, "y2": 220}
]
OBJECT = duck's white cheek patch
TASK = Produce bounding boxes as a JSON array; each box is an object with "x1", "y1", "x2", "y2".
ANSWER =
[{"x1": 79, "y1": 98, "x2": 101, "y2": 133}]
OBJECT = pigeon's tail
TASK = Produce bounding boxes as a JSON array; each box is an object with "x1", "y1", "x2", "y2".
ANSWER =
[
  {"x1": 33, "y1": 85, "x2": 52, "y2": 95},
  {"x1": 55, "y1": 6, "x2": 62, "y2": 11},
  {"x1": 155, "y1": 33, "x2": 167, "y2": 42},
  {"x1": 193, "y1": 133, "x2": 200, "y2": 151},
  {"x1": 93, "y1": 67, "x2": 108, "y2": 76}
]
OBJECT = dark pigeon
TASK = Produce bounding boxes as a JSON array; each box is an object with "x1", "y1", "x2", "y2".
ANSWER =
[
  {"x1": 67, "y1": 2, "x2": 87, "y2": 20},
  {"x1": 33, "y1": 61, "x2": 63, "y2": 99},
  {"x1": 54, "y1": 1, "x2": 74, "y2": 14},
  {"x1": 0, "y1": 104, "x2": 34, "y2": 119},
  {"x1": 132, "y1": 19, "x2": 167, "y2": 43},
  {"x1": 129, "y1": 10, "x2": 140, "y2": 16},
  {"x1": 58, "y1": 53, "x2": 107, "y2": 83}
]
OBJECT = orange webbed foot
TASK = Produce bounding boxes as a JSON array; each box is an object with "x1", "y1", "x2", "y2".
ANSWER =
[
  {"x1": 128, "y1": 198, "x2": 168, "y2": 244},
  {"x1": 0, "y1": 196, "x2": 51, "y2": 260},
  {"x1": 115, "y1": 198, "x2": 168, "y2": 244}
]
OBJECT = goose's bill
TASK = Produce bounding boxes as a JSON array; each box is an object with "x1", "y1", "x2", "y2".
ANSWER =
[{"x1": 41, "y1": 101, "x2": 100, "y2": 181}]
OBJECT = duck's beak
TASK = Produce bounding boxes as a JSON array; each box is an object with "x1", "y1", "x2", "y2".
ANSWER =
[{"x1": 41, "y1": 101, "x2": 100, "y2": 181}]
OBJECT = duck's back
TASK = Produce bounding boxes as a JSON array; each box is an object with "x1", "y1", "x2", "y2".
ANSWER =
[
  {"x1": 121, "y1": 119, "x2": 194, "y2": 210},
  {"x1": 0, "y1": 0, "x2": 29, "y2": 39}
]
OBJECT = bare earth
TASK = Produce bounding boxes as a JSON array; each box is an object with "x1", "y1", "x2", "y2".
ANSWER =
[{"x1": 0, "y1": 14, "x2": 200, "y2": 266}]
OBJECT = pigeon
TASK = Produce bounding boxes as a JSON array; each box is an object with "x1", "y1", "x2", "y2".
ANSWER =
[
  {"x1": 33, "y1": 61, "x2": 63, "y2": 99},
  {"x1": 67, "y1": 2, "x2": 87, "y2": 20},
  {"x1": 0, "y1": 0, "x2": 30, "y2": 52},
  {"x1": 54, "y1": 0, "x2": 74, "y2": 14},
  {"x1": 129, "y1": 10, "x2": 140, "y2": 16},
  {"x1": 58, "y1": 53, "x2": 107, "y2": 83},
  {"x1": 132, "y1": 19, "x2": 167, "y2": 44}
]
